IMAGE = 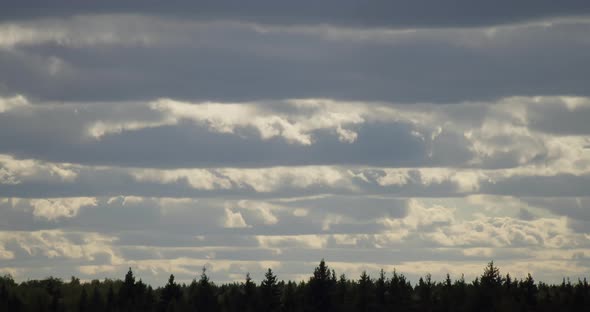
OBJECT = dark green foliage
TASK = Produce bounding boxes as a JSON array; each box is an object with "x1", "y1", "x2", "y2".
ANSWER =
[
  {"x1": 374, "y1": 269, "x2": 387, "y2": 311},
  {"x1": 355, "y1": 271, "x2": 374, "y2": 312},
  {"x1": 260, "y1": 268, "x2": 280, "y2": 312},
  {"x1": 243, "y1": 272, "x2": 257, "y2": 312},
  {"x1": 89, "y1": 284, "x2": 104, "y2": 312},
  {"x1": 281, "y1": 280, "x2": 299, "y2": 312},
  {"x1": 415, "y1": 274, "x2": 435, "y2": 312},
  {"x1": 159, "y1": 275, "x2": 182, "y2": 312},
  {"x1": 78, "y1": 286, "x2": 88, "y2": 312},
  {"x1": 188, "y1": 267, "x2": 218, "y2": 312},
  {"x1": 3, "y1": 260, "x2": 590, "y2": 311},
  {"x1": 308, "y1": 259, "x2": 335, "y2": 312},
  {"x1": 389, "y1": 269, "x2": 413, "y2": 311},
  {"x1": 106, "y1": 284, "x2": 116, "y2": 312}
]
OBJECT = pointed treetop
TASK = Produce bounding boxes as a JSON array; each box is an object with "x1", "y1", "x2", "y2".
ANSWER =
[
  {"x1": 313, "y1": 259, "x2": 330, "y2": 281},
  {"x1": 262, "y1": 268, "x2": 278, "y2": 288},
  {"x1": 199, "y1": 266, "x2": 210, "y2": 285},
  {"x1": 481, "y1": 261, "x2": 503, "y2": 287},
  {"x1": 124, "y1": 267, "x2": 135, "y2": 286}
]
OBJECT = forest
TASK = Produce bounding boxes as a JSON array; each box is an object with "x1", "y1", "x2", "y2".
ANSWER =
[{"x1": 1, "y1": 260, "x2": 589, "y2": 312}]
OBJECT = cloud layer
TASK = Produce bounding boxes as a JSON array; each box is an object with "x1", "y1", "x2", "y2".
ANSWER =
[{"x1": 1, "y1": 3, "x2": 590, "y2": 285}]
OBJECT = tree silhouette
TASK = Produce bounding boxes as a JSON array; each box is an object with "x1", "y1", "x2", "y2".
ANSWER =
[
  {"x1": 481, "y1": 261, "x2": 503, "y2": 288},
  {"x1": 78, "y1": 286, "x2": 88, "y2": 312},
  {"x1": 159, "y1": 274, "x2": 182, "y2": 312},
  {"x1": 106, "y1": 284, "x2": 116, "y2": 312},
  {"x1": 375, "y1": 269, "x2": 387, "y2": 311},
  {"x1": 3, "y1": 261, "x2": 590, "y2": 312},
  {"x1": 189, "y1": 267, "x2": 217, "y2": 312},
  {"x1": 416, "y1": 273, "x2": 434, "y2": 312},
  {"x1": 356, "y1": 271, "x2": 374, "y2": 312},
  {"x1": 119, "y1": 268, "x2": 137, "y2": 311},
  {"x1": 242, "y1": 272, "x2": 257, "y2": 312},
  {"x1": 389, "y1": 269, "x2": 412, "y2": 311},
  {"x1": 281, "y1": 280, "x2": 299, "y2": 312},
  {"x1": 476, "y1": 261, "x2": 504, "y2": 312},
  {"x1": 260, "y1": 268, "x2": 280, "y2": 312},
  {"x1": 90, "y1": 284, "x2": 104, "y2": 312},
  {"x1": 308, "y1": 259, "x2": 334, "y2": 312}
]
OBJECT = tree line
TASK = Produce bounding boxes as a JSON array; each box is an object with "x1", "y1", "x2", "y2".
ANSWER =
[{"x1": 1, "y1": 260, "x2": 589, "y2": 312}]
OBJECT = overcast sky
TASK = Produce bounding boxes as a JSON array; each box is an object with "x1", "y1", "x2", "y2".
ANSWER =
[{"x1": 1, "y1": 1, "x2": 590, "y2": 286}]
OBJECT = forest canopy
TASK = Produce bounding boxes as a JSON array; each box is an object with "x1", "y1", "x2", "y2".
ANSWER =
[{"x1": 1, "y1": 260, "x2": 589, "y2": 312}]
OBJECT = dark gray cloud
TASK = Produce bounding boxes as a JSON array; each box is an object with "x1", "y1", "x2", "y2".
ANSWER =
[
  {"x1": 481, "y1": 175, "x2": 590, "y2": 197},
  {"x1": 2, "y1": 18, "x2": 590, "y2": 103},
  {"x1": 528, "y1": 104, "x2": 590, "y2": 135},
  {"x1": 0, "y1": 117, "x2": 470, "y2": 168},
  {"x1": 3, "y1": 0, "x2": 590, "y2": 28},
  {"x1": 523, "y1": 197, "x2": 590, "y2": 221}
]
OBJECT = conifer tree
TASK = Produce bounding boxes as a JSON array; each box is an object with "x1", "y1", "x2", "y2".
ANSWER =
[
  {"x1": 281, "y1": 281, "x2": 298, "y2": 312},
  {"x1": 106, "y1": 284, "x2": 116, "y2": 312},
  {"x1": 119, "y1": 268, "x2": 136, "y2": 311},
  {"x1": 243, "y1": 272, "x2": 256, "y2": 312},
  {"x1": 416, "y1": 274, "x2": 435, "y2": 312},
  {"x1": 79, "y1": 286, "x2": 89, "y2": 312},
  {"x1": 260, "y1": 268, "x2": 280, "y2": 312},
  {"x1": 375, "y1": 269, "x2": 387, "y2": 310},
  {"x1": 90, "y1": 284, "x2": 104, "y2": 312},
  {"x1": 160, "y1": 274, "x2": 182, "y2": 312},
  {"x1": 389, "y1": 269, "x2": 412, "y2": 311},
  {"x1": 481, "y1": 261, "x2": 503, "y2": 288},
  {"x1": 356, "y1": 271, "x2": 374, "y2": 312},
  {"x1": 189, "y1": 267, "x2": 217, "y2": 312},
  {"x1": 308, "y1": 259, "x2": 334, "y2": 312}
]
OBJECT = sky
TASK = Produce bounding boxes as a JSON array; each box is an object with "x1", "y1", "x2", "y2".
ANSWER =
[{"x1": 1, "y1": 1, "x2": 590, "y2": 286}]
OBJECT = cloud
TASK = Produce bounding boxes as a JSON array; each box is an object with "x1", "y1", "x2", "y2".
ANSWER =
[
  {"x1": 1, "y1": 17, "x2": 590, "y2": 102},
  {"x1": 152, "y1": 98, "x2": 365, "y2": 145},
  {"x1": 257, "y1": 235, "x2": 328, "y2": 250},
  {"x1": 0, "y1": 95, "x2": 467, "y2": 168},
  {"x1": 427, "y1": 215, "x2": 580, "y2": 249},
  {"x1": 0, "y1": 230, "x2": 121, "y2": 262},
  {"x1": 1, "y1": 6, "x2": 590, "y2": 286},
  {"x1": 0, "y1": 154, "x2": 78, "y2": 185},
  {"x1": 0, "y1": 94, "x2": 28, "y2": 112},
  {"x1": 0, "y1": 15, "x2": 157, "y2": 49},
  {"x1": 223, "y1": 208, "x2": 249, "y2": 228},
  {"x1": 526, "y1": 97, "x2": 590, "y2": 135},
  {"x1": 30, "y1": 197, "x2": 97, "y2": 220},
  {"x1": 2, "y1": 1, "x2": 590, "y2": 28},
  {"x1": 1, "y1": 195, "x2": 590, "y2": 285}
]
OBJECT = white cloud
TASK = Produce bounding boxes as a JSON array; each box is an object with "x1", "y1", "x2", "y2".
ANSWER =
[
  {"x1": 107, "y1": 195, "x2": 144, "y2": 205},
  {"x1": 87, "y1": 119, "x2": 174, "y2": 139},
  {"x1": 222, "y1": 166, "x2": 353, "y2": 192},
  {"x1": 403, "y1": 199, "x2": 455, "y2": 229},
  {"x1": 0, "y1": 95, "x2": 29, "y2": 113},
  {"x1": 223, "y1": 208, "x2": 249, "y2": 228},
  {"x1": 132, "y1": 168, "x2": 233, "y2": 190},
  {"x1": 0, "y1": 244, "x2": 14, "y2": 260},
  {"x1": 0, "y1": 154, "x2": 78, "y2": 184},
  {"x1": 0, "y1": 15, "x2": 157, "y2": 49},
  {"x1": 427, "y1": 215, "x2": 581, "y2": 248},
  {"x1": 30, "y1": 197, "x2": 97, "y2": 220},
  {"x1": 151, "y1": 98, "x2": 367, "y2": 145},
  {"x1": 132, "y1": 166, "x2": 353, "y2": 192},
  {"x1": 377, "y1": 168, "x2": 486, "y2": 192},
  {"x1": 257, "y1": 235, "x2": 328, "y2": 250},
  {"x1": 236, "y1": 200, "x2": 280, "y2": 225},
  {"x1": 0, "y1": 230, "x2": 121, "y2": 262}
]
